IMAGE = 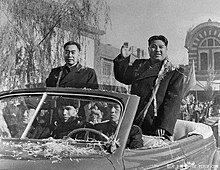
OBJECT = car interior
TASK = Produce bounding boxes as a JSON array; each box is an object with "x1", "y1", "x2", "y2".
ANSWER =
[
  {"x1": 0, "y1": 94, "x2": 122, "y2": 142},
  {"x1": 0, "y1": 94, "x2": 214, "y2": 150}
]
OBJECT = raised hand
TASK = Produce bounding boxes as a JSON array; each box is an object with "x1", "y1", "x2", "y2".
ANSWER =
[{"x1": 121, "y1": 42, "x2": 132, "y2": 58}]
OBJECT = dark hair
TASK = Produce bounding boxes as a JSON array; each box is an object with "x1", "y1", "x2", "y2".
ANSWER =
[
  {"x1": 148, "y1": 35, "x2": 168, "y2": 47},
  {"x1": 64, "y1": 41, "x2": 81, "y2": 51},
  {"x1": 57, "y1": 98, "x2": 81, "y2": 109}
]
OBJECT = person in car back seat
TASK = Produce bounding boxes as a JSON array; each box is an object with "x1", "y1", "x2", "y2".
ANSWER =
[
  {"x1": 93, "y1": 104, "x2": 143, "y2": 148},
  {"x1": 93, "y1": 104, "x2": 120, "y2": 137},
  {"x1": 28, "y1": 110, "x2": 51, "y2": 139},
  {"x1": 126, "y1": 125, "x2": 143, "y2": 149}
]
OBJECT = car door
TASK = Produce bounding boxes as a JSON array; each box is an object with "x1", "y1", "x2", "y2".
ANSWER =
[
  {"x1": 179, "y1": 135, "x2": 217, "y2": 169},
  {"x1": 123, "y1": 141, "x2": 187, "y2": 170}
]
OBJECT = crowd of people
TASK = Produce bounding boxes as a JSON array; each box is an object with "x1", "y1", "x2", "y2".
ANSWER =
[{"x1": 179, "y1": 93, "x2": 215, "y2": 123}]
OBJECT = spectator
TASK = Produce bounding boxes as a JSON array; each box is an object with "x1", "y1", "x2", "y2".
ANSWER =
[{"x1": 191, "y1": 110, "x2": 200, "y2": 122}]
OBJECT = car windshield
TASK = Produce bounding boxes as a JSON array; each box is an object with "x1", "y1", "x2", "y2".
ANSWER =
[{"x1": 0, "y1": 93, "x2": 122, "y2": 142}]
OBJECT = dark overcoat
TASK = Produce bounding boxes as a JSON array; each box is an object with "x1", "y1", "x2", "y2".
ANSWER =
[
  {"x1": 46, "y1": 64, "x2": 98, "y2": 89},
  {"x1": 113, "y1": 55, "x2": 185, "y2": 136}
]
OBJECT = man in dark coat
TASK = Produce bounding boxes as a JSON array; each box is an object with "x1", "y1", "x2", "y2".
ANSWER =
[
  {"x1": 126, "y1": 125, "x2": 143, "y2": 149},
  {"x1": 93, "y1": 104, "x2": 143, "y2": 149},
  {"x1": 113, "y1": 35, "x2": 185, "y2": 139},
  {"x1": 46, "y1": 41, "x2": 98, "y2": 89},
  {"x1": 93, "y1": 104, "x2": 121, "y2": 137},
  {"x1": 52, "y1": 105, "x2": 82, "y2": 139}
]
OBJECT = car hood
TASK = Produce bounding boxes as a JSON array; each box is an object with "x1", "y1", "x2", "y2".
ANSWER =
[{"x1": 0, "y1": 138, "x2": 115, "y2": 170}]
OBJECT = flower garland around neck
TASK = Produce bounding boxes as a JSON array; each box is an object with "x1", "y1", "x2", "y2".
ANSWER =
[
  {"x1": 158, "y1": 58, "x2": 177, "y2": 81},
  {"x1": 152, "y1": 58, "x2": 177, "y2": 117}
]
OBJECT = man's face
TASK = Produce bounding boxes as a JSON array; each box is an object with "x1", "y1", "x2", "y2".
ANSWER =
[
  {"x1": 148, "y1": 40, "x2": 168, "y2": 63},
  {"x1": 23, "y1": 109, "x2": 35, "y2": 124},
  {"x1": 64, "y1": 44, "x2": 80, "y2": 66},
  {"x1": 109, "y1": 105, "x2": 121, "y2": 123},
  {"x1": 58, "y1": 106, "x2": 78, "y2": 122}
]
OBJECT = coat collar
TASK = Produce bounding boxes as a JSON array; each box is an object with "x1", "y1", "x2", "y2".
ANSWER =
[
  {"x1": 135, "y1": 60, "x2": 163, "y2": 81},
  {"x1": 63, "y1": 63, "x2": 82, "y2": 73},
  {"x1": 135, "y1": 59, "x2": 176, "y2": 81},
  {"x1": 59, "y1": 63, "x2": 83, "y2": 85}
]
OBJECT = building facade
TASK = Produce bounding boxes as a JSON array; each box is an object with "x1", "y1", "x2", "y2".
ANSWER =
[{"x1": 185, "y1": 19, "x2": 220, "y2": 100}]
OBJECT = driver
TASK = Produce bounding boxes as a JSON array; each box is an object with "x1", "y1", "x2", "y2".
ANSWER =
[{"x1": 52, "y1": 104, "x2": 82, "y2": 139}]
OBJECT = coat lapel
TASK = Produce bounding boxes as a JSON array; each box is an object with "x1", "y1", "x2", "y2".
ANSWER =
[
  {"x1": 135, "y1": 62, "x2": 162, "y2": 81},
  {"x1": 59, "y1": 64, "x2": 82, "y2": 85}
]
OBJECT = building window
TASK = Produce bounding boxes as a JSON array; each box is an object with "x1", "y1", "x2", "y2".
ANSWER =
[
  {"x1": 201, "y1": 40, "x2": 207, "y2": 47},
  {"x1": 214, "y1": 52, "x2": 220, "y2": 70},
  {"x1": 200, "y1": 52, "x2": 208, "y2": 71},
  {"x1": 208, "y1": 38, "x2": 214, "y2": 46},
  {"x1": 215, "y1": 40, "x2": 220, "y2": 46},
  {"x1": 200, "y1": 38, "x2": 220, "y2": 47},
  {"x1": 103, "y1": 59, "x2": 112, "y2": 76},
  {"x1": 198, "y1": 38, "x2": 220, "y2": 71}
]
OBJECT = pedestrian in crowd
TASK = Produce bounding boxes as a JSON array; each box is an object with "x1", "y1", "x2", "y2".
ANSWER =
[
  {"x1": 113, "y1": 35, "x2": 185, "y2": 139},
  {"x1": 191, "y1": 110, "x2": 200, "y2": 122},
  {"x1": 46, "y1": 41, "x2": 98, "y2": 89},
  {"x1": 179, "y1": 93, "x2": 215, "y2": 123}
]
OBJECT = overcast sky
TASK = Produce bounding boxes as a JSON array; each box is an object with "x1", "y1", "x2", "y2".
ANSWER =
[{"x1": 101, "y1": 0, "x2": 220, "y2": 65}]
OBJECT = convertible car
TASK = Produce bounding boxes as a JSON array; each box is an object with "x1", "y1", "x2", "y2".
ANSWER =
[{"x1": 0, "y1": 87, "x2": 219, "y2": 170}]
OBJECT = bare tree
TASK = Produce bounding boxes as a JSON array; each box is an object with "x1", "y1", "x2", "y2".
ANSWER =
[{"x1": 0, "y1": 0, "x2": 111, "y2": 89}]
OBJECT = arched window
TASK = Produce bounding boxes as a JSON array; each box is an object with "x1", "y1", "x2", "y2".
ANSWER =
[
  {"x1": 214, "y1": 52, "x2": 220, "y2": 70},
  {"x1": 201, "y1": 40, "x2": 207, "y2": 47},
  {"x1": 208, "y1": 38, "x2": 214, "y2": 46},
  {"x1": 199, "y1": 38, "x2": 220, "y2": 47},
  {"x1": 215, "y1": 40, "x2": 220, "y2": 46},
  {"x1": 200, "y1": 52, "x2": 208, "y2": 71},
  {"x1": 198, "y1": 37, "x2": 220, "y2": 71}
]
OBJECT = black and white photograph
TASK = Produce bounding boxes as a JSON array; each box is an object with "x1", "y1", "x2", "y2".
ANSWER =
[{"x1": 0, "y1": 0, "x2": 219, "y2": 169}]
